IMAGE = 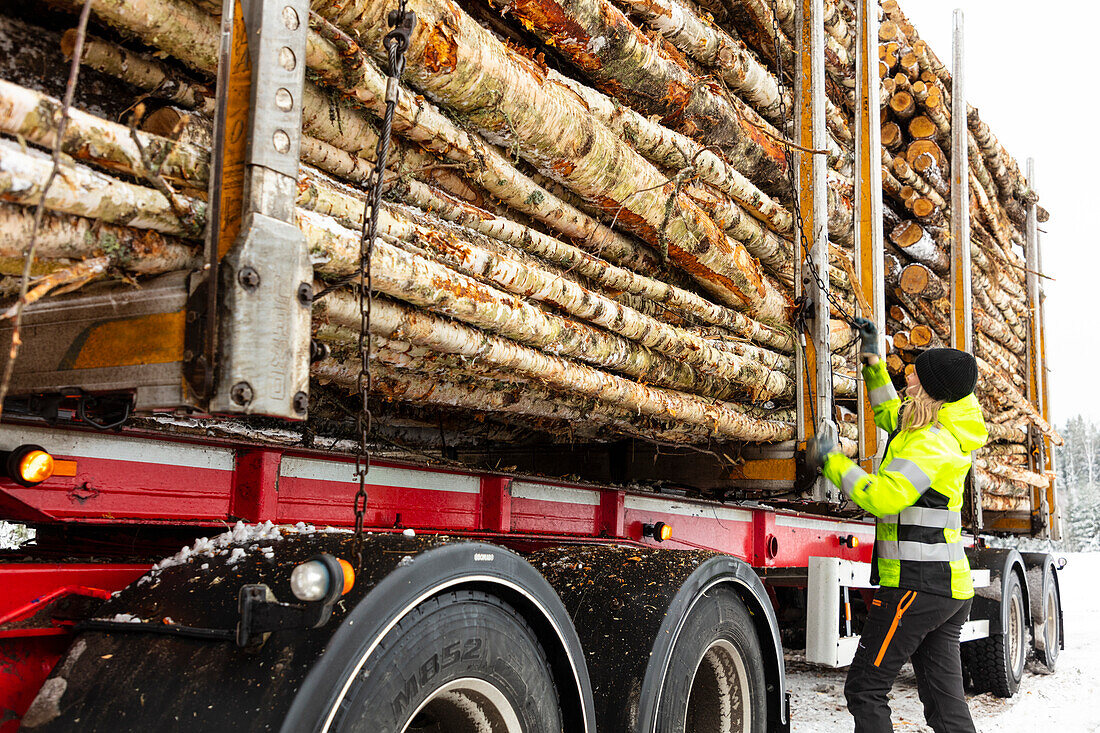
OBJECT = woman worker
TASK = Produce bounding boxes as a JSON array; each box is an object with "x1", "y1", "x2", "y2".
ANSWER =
[{"x1": 807, "y1": 317, "x2": 988, "y2": 733}]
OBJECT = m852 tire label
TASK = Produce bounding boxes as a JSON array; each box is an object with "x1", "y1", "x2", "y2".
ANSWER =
[{"x1": 391, "y1": 638, "x2": 485, "y2": 718}]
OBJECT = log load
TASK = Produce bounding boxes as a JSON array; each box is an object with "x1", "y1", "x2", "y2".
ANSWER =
[{"x1": 0, "y1": 0, "x2": 1052, "y2": 504}]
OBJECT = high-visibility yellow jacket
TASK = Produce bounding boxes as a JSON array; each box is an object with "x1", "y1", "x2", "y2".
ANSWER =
[{"x1": 822, "y1": 360, "x2": 988, "y2": 600}]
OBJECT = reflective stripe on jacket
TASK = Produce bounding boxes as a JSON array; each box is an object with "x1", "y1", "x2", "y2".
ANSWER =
[{"x1": 822, "y1": 360, "x2": 988, "y2": 600}]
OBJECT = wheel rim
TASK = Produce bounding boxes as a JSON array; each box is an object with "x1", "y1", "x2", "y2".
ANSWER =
[
  {"x1": 1044, "y1": 585, "x2": 1059, "y2": 658},
  {"x1": 400, "y1": 678, "x2": 524, "y2": 733},
  {"x1": 683, "y1": 639, "x2": 753, "y2": 733},
  {"x1": 1008, "y1": 590, "x2": 1025, "y2": 676}
]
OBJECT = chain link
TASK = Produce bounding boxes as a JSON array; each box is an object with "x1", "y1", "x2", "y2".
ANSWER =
[{"x1": 353, "y1": 2, "x2": 416, "y2": 568}]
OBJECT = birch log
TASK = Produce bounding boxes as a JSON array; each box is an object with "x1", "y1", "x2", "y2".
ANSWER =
[
  {"x1": 317, "y1": 292, "x2": 796, "y2": 443},
  {"x1": 890, "y1": 221, "x2": 948, "y2": 275},
  {"x1": 977, "y1": 357, "x2": 1061, "y2": 445},
  {"x1": 312, "y1": 0, "x2": 791, "y2": 321},
  {"x1": 61, "y1": 30, "x2": 211, "y2": 111},
  {"x1": 58, "y1": 0, "x2": 660, "y2": 276},
  {"x1": 486, "y1": 0, "x2": 791, "y2": 192},
  {"x1": 298, "y1": 191, "x2": 795, "y2": 397},
  {"x1": 0, "y1": 203, "x2": 199, "y2": 273},
  {"x1": 0, "y1": 139, "x2": 201, "y2": 237},
  {"x1": 610, "y1": 0, "x2": 789, "y2": 126}
]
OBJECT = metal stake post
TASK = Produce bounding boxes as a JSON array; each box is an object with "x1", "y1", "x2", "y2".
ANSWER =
[
  {"x1": 949, "y1": 9, "x2": 972, "y2": 353},
  {"x1": 1025, "y1": 158, "x2": 1055, "y2": 537},
  {"x1": 949, "y1": 9, "x2": 979, "y2": 530},
  {"x1": 854, "y1": 0, "x2": 885, "y2": 471},
  {"x1": 795, "y1": 0, "x2": 834, "y2": 501}
]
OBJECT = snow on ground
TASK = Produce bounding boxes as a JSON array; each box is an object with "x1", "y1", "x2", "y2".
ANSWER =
[{"x1": 786, "y1": 553, "x2": 1100, "y2": 732}]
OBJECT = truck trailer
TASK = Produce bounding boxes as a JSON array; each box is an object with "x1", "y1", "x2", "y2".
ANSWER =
[{"x1": 0, "y1": 0, "x2": 1063, "y2": 730}]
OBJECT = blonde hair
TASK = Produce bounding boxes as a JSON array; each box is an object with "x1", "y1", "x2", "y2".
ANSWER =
[{"x1": 899, "y1": 382, "x2": 946, "y2": 432}]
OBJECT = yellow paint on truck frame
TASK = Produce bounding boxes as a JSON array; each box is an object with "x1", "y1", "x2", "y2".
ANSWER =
[{"x1": 62, "y1": 310, "x2": 186, "y2": 370}]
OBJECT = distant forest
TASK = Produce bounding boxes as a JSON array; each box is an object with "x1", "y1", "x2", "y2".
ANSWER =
[{"x1": 1057, "y1": 415, "x2": 1100, "y2": 551}]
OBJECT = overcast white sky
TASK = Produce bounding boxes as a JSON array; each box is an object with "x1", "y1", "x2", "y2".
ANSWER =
[{"x1": 895, "y1": 2, "x2": 1096, "y2": 427}]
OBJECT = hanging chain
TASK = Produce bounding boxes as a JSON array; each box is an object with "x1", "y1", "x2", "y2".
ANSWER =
[
  {"x1": 353, "y1": 2, "x2": 417, "y2": 568},
  {"x1": 767, "y1": 0, "x2": 860, "y2": 334}
]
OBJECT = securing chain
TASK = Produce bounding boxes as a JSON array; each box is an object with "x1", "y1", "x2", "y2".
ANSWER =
[
  {"x1": 352, "y1": 3, "x2": 417, "y2": 568},
  {"x1": 766, "y1": 0, "x2": 860, "y2": 335}
]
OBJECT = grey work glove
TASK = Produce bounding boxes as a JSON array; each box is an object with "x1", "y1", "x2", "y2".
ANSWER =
[
  {"x1": 806, "y1": 421, "x2": 839, "y2": 473},
  {"x1": 853, "y1": 316, "x2": 880, "y2": 361}
]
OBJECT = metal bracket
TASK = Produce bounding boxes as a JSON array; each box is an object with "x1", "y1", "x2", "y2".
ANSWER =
[
  {"x1": 212, "y1": 213, "x2": 313, "y2": 416},
  {"x1": 206, "y1": 0, "x2": 312, "y2": 418}
]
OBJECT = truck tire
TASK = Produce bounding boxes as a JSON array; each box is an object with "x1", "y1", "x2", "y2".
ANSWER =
[
  {"x1": 1036, "y1": 573, "x2": 1061, "y2": 673},
  {"x1": 654, "y1": 587, "x2": 768, "y2": 733},
  {"x1": 962, "y1": 571, "x2": 1027, "y2": 697},
  {"x1": 327, "y1": 589, "x2": 562, "y2": 733}
]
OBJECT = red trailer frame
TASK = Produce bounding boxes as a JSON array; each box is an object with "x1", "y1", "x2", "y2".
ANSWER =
[{"x1": 0, "y1": 421, "x2": 876, "y2": 729}]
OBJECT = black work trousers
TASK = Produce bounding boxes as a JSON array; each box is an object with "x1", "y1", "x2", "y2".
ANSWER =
[{"x1": 845, "y1": 587, "x2": 976, "y2": 733}]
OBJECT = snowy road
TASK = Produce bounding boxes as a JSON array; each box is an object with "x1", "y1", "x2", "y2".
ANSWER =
[{"x1": 786, "y1": 552, "x2": 1100, "y2": 732}]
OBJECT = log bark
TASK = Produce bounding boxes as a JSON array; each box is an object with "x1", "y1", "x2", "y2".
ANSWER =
[
  {"x1": 987, "y1": 421, "x2": 1028, "y2": 444},
  {"x1": 0, "y1": 202, "x2": 199, "y2": 274},
  {"x1": 61, "y1": 0, "x2": 661, "y2": 276},
  {"x1": 61, "y1": 30, "x2": 211, "y2": 111},
  {"x1": 437, "y1": 0, "x2": 792, "y2": 192},
  {"x1": 610, "y1": 0, "x2": 789, "y2": 126},
  {"x1": 303, "y1": 194, "x2": 797, "y2": 398},
  {"x1": 0, "y1": 79, "x2": 210, "y2": 191},
  {"x1": 552, "y1": 71, "x2": 793, "y2": 235},
  {"x1": 0, "y1": 139, "x2": 202, "y2": 237},
  {"x1": 884, "y1": 252, "x2": 903, "y2": 290},
  {"x1": 300, "y1": 209, "x2": 767, "y2": 400},
  {"x1": 976, "y1": 357, "x2": 1061, "y2": 445},
  {"x1": 975, "y1": 459, "x2": 1049, "y2": 489},
  {"x1": 973, "y1": 307, "x2": 1024, "y2": 354},
  {"x1": 316, "y1": 292, "x2": 796, "y2": 443}
]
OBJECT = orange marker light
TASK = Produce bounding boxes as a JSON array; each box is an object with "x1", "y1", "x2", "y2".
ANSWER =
[
  {"x1": 658, "y1": 523, "x2": 672, "y2": 542},
  {"x1": 337, "y1": 558, "x2": 355, "y2": 595},
  {"x1": 19, "y1": 450, "x2": 54, "y2": 484}
]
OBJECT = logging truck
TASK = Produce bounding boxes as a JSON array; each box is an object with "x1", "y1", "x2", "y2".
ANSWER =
[{"x1": 0, "y1": 0, "x2": 1063, "y2": 730}]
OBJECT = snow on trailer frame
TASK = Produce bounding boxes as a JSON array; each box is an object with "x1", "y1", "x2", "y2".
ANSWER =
[{"x1": 0, "y1": 0, "x2": 1064, "y2": 729}]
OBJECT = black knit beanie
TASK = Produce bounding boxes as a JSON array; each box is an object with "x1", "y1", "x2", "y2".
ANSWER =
[{"x1": 915, "y1": 348, "x2": 978, "y2": 402}]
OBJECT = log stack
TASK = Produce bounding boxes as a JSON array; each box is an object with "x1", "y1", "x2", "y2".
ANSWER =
[{"x1": 0, "y1": 0, "x2": 1055, "y2": 510}]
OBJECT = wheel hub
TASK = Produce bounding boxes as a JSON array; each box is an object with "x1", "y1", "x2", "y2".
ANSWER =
[
  {"x1": 401, "y1": 678, "x2": 524, "y2": 733},
  {"x1": 1008, "y1": 591, "x2": 1024, "y2": 675},
  {"x1": 684, "y1": 639, "x2": 753, "y2": 733}
]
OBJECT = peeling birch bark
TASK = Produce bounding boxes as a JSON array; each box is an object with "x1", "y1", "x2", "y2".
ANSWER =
[
  {"x1": 0, "y1": 79, "x2": 209, "y2": 190},
  {"x1": 295, "y1": 187, "x2": 794, "y2": 397},
  {"x1": 0, "y1": 139, "x2": 201, "y2": 237},
  {"x1": 493, "y1": 0, "x2": 791, "y2": 191},
  {"x1": 298, "y1": 208, "x2": 778, "y2": 400},
  {"x1": 552, "y1": 70, "x2": 793, "y2": 235},
  {"x1": 611, "y1": 0, "x2": 790, "y2": 126},
  {"x1": 977, "y1": 357, "x2": 1061, "y2": 445},
  {"x1": 0, "y1": 202, "x2": 199, "y2": 273}
]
